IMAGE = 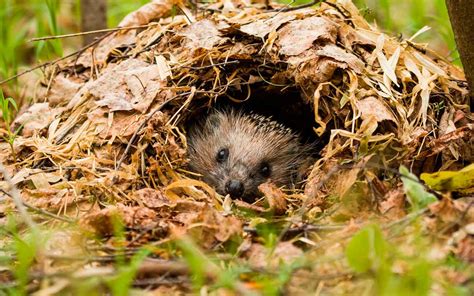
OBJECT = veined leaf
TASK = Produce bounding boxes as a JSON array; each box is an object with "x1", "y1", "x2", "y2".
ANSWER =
[
  {"x1": 400, "y1": 166, "x2": 437, "y2": 211},
  {"x1": 421, "y1": 164, "x2": 474, "y2": 191}
]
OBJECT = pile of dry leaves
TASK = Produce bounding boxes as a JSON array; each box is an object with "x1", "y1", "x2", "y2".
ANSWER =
[{"x1": 0, "y1": 0, "x2": 472, "y2": 294}]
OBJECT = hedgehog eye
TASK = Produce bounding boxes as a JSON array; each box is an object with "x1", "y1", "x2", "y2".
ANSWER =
[
  {"x1": 259, "y1": 162, "x2": 271, "y2": 178},
  {"x1": 216, "y1": 148, "x2": 229, "y2": 163}
]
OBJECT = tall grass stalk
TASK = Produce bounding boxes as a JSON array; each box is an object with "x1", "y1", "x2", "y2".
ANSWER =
[
  {"x1": 35, "y1": 0, "x2": 63, "y2": 61},
  {"x1": 0, "y1": 0, "x2": 28, "y2": 91}
]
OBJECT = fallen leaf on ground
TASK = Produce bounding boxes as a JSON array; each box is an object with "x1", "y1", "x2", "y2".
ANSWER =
[
  {"x1": 180, "y1": 19, "x2": 226, "y2": 50},
  {"x1": 13, "y1": 103, "x2": 63, "y2": 137},
  {"x1": 277, "y1": 16, "x2": 337, "y2": 56},
  {"x1": 245, "y1": 241, "x2": 303, "y2": 269}
]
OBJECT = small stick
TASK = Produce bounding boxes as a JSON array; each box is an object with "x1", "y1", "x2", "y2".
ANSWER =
[
  {"x1": 273, "y1": 0, "x2": 322, "y2": 12},
  {"x1": 180, "y1": 60, "x2": 240, "y2": 70},
  {"x1": 243, "y1": 223, "x2": 345, "y2": 235},
  {"x1": 0, "y1": 163, "x2": 37, "y2": 230},
  {"x1": 29, "y1": 24, "x2": 154, "y2": 42},
  {"x1": 0, "y1": 188, "x2": 74, "y2": 223},
  {"x1": 0, "y1": 31, "x2": 113, "y2": 86}
]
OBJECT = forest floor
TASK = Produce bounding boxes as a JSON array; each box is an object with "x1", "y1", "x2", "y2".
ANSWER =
[{"x1": 0, "y1": 1, "x2": 473, "y2": 295}]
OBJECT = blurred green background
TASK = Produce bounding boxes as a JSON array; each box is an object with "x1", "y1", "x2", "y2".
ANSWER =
[{"x1": 0, "y1": 0, "x2": 460, "y2": 96}]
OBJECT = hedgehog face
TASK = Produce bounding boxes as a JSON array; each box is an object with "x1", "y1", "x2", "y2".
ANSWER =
[
  {"x1": 187, "y1": 109, "x2": 310, "y2": 201},
  {"x1": 207, "y1": 146, "x2": 273, "y2": 200}
]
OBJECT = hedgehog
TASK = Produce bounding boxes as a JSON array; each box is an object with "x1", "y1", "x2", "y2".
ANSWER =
[{"x1": 186, "y1": 109, "x2": 313, "y2": 201}]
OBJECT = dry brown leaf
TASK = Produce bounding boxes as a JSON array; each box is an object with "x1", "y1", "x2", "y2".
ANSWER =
[
  {"x1": 155, "y1": 55, "x2": 172, "y2": 80},
  {"x1": 240, "y1": 13, "x2": 295, "y2": 39},
  {"x1": 356, "y1": 96, "x2": 396, "y2": 123},
  {"x1": 291, "y1": 53, "x2": 342, "y2": 86},
  {"x1": 416, "y1": 125, "x2": 474, "y2": 161},
  {"x1": 316, "y1": 44, "x2": 364, "y2": 73},
  {"x1": 13, "y1": 103, "x2": 64, "y2": 137},
  {"x1": 429, "y1": 197, "x2": 473, "y2": 225},
  {"x1": 131, "y1": 188, "x2": 177, "y2": 208},
  {"x1": 150, "y1": 285, "x2": 187, "y2": 295},
  {"x1": 81, "y1": 205, "x2": 158, "y2": 236},
  {"x1": 379, "y1": 187, "x2": 406, "y2": 219},
  {"x1": 225, "y1": 42, "x2": 258, "y2": 60},
  {"x1": 276, "y1": 16, "x2": 337, "y2": 56},
  {"x1": 339, "y1": 23, "x2": 375, "y2": 48},
  {"x1": 10, "y1": 168, "x2": 34, "y2": 185},
  {"x1": 180, "y1": 19, "x2": 226, "y2": 50},
  {"x1": 44, "y1": 230, "x2": 85, "y2": 259},
  {"x1": 165, "y1": 179, "x2": 218, "y2": 205},
  {"x1": 47, "y1": 74, "x2": 85, "y2": 106},
  {"x1": 186, "y1": 204, "x2": 242, "y2": 249},
  {"x1": 118, "y1": 0, "x2": 178, "y2": 27},
  {"x1": 22, "y1": 188, "x2": 82, "y2": 211},
  {"x1": 88, "y1": 108, "x2": 142, "y2": 140},
  {"x1": 233, "y1": 199, "x2": 268, "y2": 214},
  {"x1": 245, "y1": 242, "x2": 303, "y2": 269},
  {"x1": 454, "y1": 234, "x2": 474, "y2": 263},
  {"x1": 439, "y1": 108, "x2": 458, "y2": 136},
  {"x1": 68, "y1": 59, "x2": 166, "y2": 112},
  {"x1": 335, "y1": 167, "x2": 361, "y2": 198},
  {"x1": 76, "y1": 30, "x2": 137, "y2": 68},
  {"x1": 258, "y1": 182, "x2": 288, "y2": 215}
]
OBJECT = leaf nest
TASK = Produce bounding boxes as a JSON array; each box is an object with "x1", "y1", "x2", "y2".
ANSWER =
[{"x1": 1, "y1": 0, "x2": 473, "y2": 294}]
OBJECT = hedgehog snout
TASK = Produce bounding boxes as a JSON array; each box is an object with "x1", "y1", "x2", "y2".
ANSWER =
[
  {"x1": 225, "y1": 179, "x2": 244, "y2": 197},
  {"x1": 221, "y1": 161, "x2": 250, "y2": 198}
]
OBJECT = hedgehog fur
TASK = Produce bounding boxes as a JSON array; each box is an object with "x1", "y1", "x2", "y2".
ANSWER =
[{"x1": 187, "y1": 109, "x2": 313, "y2": 201}]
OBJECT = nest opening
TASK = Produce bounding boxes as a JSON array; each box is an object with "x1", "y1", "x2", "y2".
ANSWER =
[{"x1": 183, "y1": 84, "x2": 324, "y2": 153}]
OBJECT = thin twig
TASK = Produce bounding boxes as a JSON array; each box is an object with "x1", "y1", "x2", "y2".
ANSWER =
[
  {"x1": 137, "y1": 258, "x2": 189, "y2": 276},
  {"x1": 386, "y1": 208, "x2": 429, "y2": 228},
  {"x1": 0, "y1": 31, "x2": 113, "y2": 86},
  {"x1": 322, "y1": 1, "x2": 355, "y2": 27},
  {"x1": 29, "y1": 24, "x2": 154, "y2": 42},
  {"x1": 439, "y1": 199, "x2": 474, "y2": 235},
  {"x1": 0, "y1": 163, "x2": 37, "y2": 230},
  {"x1": 132, "y1": 277, "x2": 189, "y2": 287},
  {"x1": 272, "y1": 0, "x2": 322, "y2": 12},
  {"x1": 0, "y1": 188, "x2": 74, "y2": 223},
  {"x1": 243, "y1": 223, "x2": 345, "y2": 236},
  {"x1": 45, "y1": 253, "x2": 134, "y2": 262},
  {"x1": 180, "y1": 60, "x2": 240, "y2": 70}
]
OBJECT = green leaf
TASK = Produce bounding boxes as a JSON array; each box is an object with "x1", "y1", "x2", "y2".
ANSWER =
[
  {"x1": 400, "y1": 166, "x2": 437, "y2": 211},
  {"x1": 170, "y1": 5, "x2": 177, "y2": 19},
  {"x1": 0, "y1": 90, "x2": 6, "y2": 108},
  {"x1": 0, "y1": 90, "x2": 17, "y2": 125},
  {"x1": 420, "y1": 164, "x2": 474, "y2": 192},
  {"x1": 345, "y1": 224, "x2": 388, "y2": 273},
  {"x1": 7, "y1": 96, "x2": 17, "y2": 111}
]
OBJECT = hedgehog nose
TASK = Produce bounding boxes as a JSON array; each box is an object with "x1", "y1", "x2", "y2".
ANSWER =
[{"x1": 225, "y1": 180, "x2": 244, "y2": 197}]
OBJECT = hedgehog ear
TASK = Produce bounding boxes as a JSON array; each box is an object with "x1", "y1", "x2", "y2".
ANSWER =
[
  {"x1": 189, "y1": 111, "x2": 220, "y2": 134},
  {"x1": 205, "y1": 112, "x2": 222, "y2": 129}
]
